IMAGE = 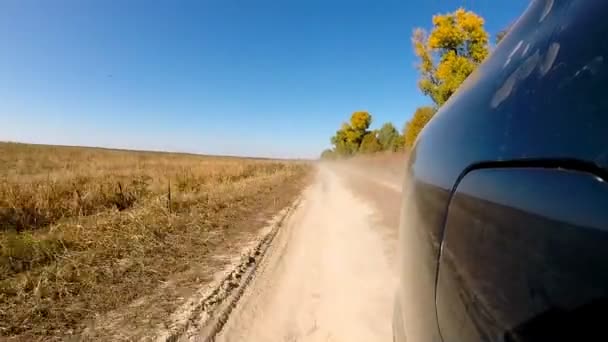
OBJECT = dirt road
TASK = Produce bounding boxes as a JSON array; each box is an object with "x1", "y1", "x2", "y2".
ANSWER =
[{"x1": 213, "y1": 164, "x2": 402, "y2": 342}]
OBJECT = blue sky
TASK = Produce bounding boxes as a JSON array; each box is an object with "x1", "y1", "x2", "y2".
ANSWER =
[{"x1": 0, "y1": 0, "x2": 528, "y2": 158}]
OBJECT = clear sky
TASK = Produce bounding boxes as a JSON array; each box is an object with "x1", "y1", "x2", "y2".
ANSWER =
[{"x1": 0, "y1": 0, "x2": 529, "y2": 158}]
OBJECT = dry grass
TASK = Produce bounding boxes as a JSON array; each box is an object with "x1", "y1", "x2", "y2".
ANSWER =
[{"x1": 0, "y1": 142, "x2": 310, "y2": 340}]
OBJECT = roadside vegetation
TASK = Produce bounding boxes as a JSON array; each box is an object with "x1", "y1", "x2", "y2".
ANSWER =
[
  {"x1": 0, "y1": 142, "x2": 310, "y2": 340},
  {"x1": 322, "y1": 8, "x2": 510, "y2": 158}
]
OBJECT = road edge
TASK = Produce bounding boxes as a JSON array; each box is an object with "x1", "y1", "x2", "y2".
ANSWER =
[{"x1": 155, "y1": 196, "x2": 303, "y2": 342}]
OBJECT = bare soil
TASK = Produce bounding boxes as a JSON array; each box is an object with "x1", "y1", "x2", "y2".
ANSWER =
[{"x1": 213, "y1": 164, "x2": 401, "y2": 342}]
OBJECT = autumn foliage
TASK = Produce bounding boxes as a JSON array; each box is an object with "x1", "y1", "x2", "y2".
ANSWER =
[
  {"x1": 322, "y1": 7, "x2": 490, "y2": 158},
  {"x1": 402, "y1": 8, "x2": 489, "y2": 151},
  {"x1": 322, "y1": 111, "x2": 407, "y2": 158},
  {"x1": 359, "y1": 132, "x2": 382, "y2": 154},
  {"x1": 404, "y1": 107, "x2": 436, "y2": 149},
  {"x1": 413, "y1": 8, "x2": 489, "y2": 107},
  {"x1": 329, "y1": 111, "x2": 372, "y2": 156}
]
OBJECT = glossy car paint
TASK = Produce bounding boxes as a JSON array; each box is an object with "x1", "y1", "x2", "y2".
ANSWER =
[
  {"x1": 394, "y1": 0, "x2": 608, "y2": 341},
  {"x1": 437, "y1": 168, "x2": 608, "y2": 341}
]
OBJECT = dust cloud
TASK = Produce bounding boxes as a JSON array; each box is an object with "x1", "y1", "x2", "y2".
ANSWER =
[{"x1": 210, "y1": 162, "x2": 406, "y2": 342}]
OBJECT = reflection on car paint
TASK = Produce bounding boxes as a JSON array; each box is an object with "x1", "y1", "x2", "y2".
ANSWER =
[
  {"x1": 539, "y1": 42, "x2": 560, "y2": 76},
  {"x1": 396, "y1": 1, "x2": 608, "y2": 341},
  {"x1": 437, "y1": 168, "x2": 608, "y2": 341},
  {"x1": 539, "y1": 0, "x2": 553, "y2": 23}
]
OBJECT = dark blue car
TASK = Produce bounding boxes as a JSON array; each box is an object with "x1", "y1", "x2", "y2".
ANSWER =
[{"x1": 393, "y1": 0, "x2": 608, "y2": 341}]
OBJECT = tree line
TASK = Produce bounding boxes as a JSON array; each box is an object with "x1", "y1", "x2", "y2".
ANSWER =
[
  {"x1": 322, "y1": 8, "x2": 507, "y2": 159},
  {"x1": 321, "y1": 111, "x2": 403, "y2": 159}
]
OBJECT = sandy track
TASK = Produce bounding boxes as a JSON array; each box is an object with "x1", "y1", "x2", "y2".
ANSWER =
[{"x1": 210, "y1": 165, "x2": 400, "y2": 342}]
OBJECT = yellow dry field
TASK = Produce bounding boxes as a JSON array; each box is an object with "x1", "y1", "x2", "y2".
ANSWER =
[{"x1": 0, "y1": 142, "x2": 310, "y2": 340}]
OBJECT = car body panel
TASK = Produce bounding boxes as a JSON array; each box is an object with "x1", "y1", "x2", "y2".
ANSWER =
[
  {"x1": 437, "y1": 168, "x2": 608, "y2": 341},
  {"x1": 395, "y1": 0, "x2": 608, "y2": 341}
]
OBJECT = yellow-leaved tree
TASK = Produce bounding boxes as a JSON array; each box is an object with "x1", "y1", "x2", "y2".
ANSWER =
[
  {"x1": 413, "y1": 8, "x2": 490, "y2": 107},
  {"x1": 359, "y1": 131, "x2": 382, "y2": 154},
  {"x1": 330, "y1": 111, "x2": 372, "y2": 156},
  {"x1": 404, "y1": 106, "x2": 436, "y2": 149}
]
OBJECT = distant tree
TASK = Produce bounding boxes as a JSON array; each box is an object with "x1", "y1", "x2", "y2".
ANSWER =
[
  {"x1": 413, "y1": 8, "x2": 490, "y2": 107},
  {"x1": 404, "y1": 106, "x2": 436, "y2": 149},
  {"x1": 377, "y1": 122, "x2": 400, "y2": 151},
  {"x1": 320, "y1": 149, "x2": 336, "y2": 160},
  {"x1": 330, "y1": 111, "x2": 373, "y2": 156},
  {"x1": 392, "y1": 134, "x2": 406, "y2": 151},
  {"x1": 359, "y1": 131, "x2": 382, "y2": 154},
  {"x1": 330, "y1": 123, "x2": 355, "y2": 156},
  {"x1": 350, "y1": 111, "x2": 372, "y2": 132}
]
